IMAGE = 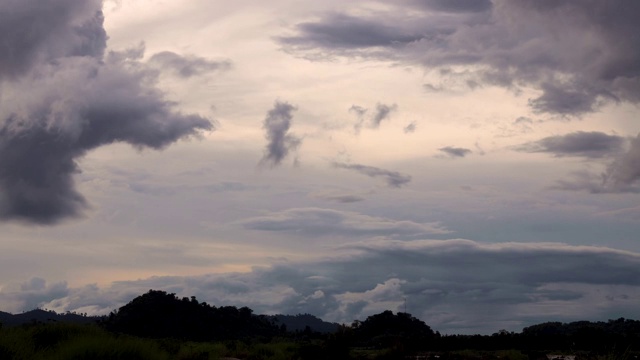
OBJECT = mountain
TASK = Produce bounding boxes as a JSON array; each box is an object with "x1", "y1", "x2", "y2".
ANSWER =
[{"x1": 0, "y1": 309, "x2": 100, "y2": 327}]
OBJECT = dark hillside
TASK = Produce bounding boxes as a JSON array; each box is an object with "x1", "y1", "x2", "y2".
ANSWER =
[
  {"x1": 0, "y1": 309, "x2": 99, "y2": 327},
  {"x1": 102, "y1": 289, "x2": 279, "y2": 341}
]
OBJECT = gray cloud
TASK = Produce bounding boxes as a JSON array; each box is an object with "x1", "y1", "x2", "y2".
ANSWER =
[
  {"x1": 0, "y1": 2, "x2": 214, "y2": 224},
  {"x1": 410, "y1": 0, "x2": 493, "y2": 13},
  {"x1": 605, "y1": 133, "x2": 640, "y2": 190},
  {"x1": 9, "y1": 240, "x2": 640, "y2": 334},
  {"x1": 0, "y1": 0, "x2": 107, "y2": 80},
  {"x1": 0, "y1": 277, "x2": 70, "y2": 312},
  {"x1": 333, "y1": 162, "x2": 411, "y2": 188},
  {"x1": 314, "y1": 193, "x2": 366, "y2": 203},
  {"x1": 278, "y1": 1, "x2": 640, "y2": 115},
  {"x1": 439, "y1": 146, "x2": 472, "y2": 158},
  {"x1": 259, "y1": 101, "x2": 302, "y2": 167},
  {"x1": 278, "y1": 13, "x2": 423, "y2": 52},
  {"x1": 404, "y1": 122, "x2": 417, "y2": 134},
  {"x1": 148, "y1": 51, "x2": 231, "y2": 78},
  {"x1": 238, "y1": 207, "x2": 449, "y2": 238},
  {"x1": 350, "y1": 103, "x2": 398, "y2": 133},
  {"x1": 548, "y1": 133, "x2": 640, "y2": 193},
  {"x1": 371, "y1": 103, "x2": 398, "y2": 128},
  {"x1": 516, "y1": 132, "x2": 627, "y2": 158}
]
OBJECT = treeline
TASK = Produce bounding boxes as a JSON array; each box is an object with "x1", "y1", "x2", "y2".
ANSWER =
[
  {"x1": 101, "y1": 290, "x2": 278, "y2": 341},
  {"x1": 436, "y1": 318, "x2": 640, "y2": 352},
  {"x1": 2, "y1": 289, "x2": 640, "y2": 359}
]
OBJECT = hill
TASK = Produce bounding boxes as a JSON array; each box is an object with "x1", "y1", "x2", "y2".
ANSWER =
[{"x1": 0, "y1": 309, "x2": 99, "y2": 327}]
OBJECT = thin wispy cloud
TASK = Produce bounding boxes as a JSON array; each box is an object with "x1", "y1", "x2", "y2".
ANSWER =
[
  {"x1": 332, "y1": 162, "x2": 412, "y2": 188},
  {"x1": 438, "y1": 146, "x2": 472, "y2": 158}
]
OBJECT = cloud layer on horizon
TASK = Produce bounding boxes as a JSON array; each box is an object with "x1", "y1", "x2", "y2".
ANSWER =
[{"x1": 2, "y1": 239, "x2": 639, "y2": 334}]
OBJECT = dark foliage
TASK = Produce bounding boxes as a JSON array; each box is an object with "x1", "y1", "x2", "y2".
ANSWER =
[
  {"x1": 351, "y1": 310, "x2": 436, "y2": 353},
  {"x1": 101, "y1": 290, "x2": 279, "y2": 342},
  {"x1": 269, "y1": 313, "x2": 340, "y2": 333}
]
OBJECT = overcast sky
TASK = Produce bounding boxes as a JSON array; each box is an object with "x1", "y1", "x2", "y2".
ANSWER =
[{"x1": 1, "y1": 0, "x2": 639, "y2": 335}]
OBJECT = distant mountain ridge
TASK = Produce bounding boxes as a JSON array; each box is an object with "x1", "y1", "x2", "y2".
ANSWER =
[{"x1": 0, "y1": 309, "x2": 100, "y2": 327}]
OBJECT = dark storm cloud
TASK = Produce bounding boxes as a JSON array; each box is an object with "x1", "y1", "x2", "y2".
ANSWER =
[
  {"x1": 332, "y1": 162, "x2": 411, "y2": 188},
  {"x1": 0, "y1": 0, "x2": 107, "y2": 79},
  {"x1": 16, "y1": 240, "x2": 640, "y2": 334},
  {"x1": 259, "y1": 102, "x2": 301, "y2": 167},
  {"x1": 278, "y1": 0, "x2": 640, "y2": 115},
  {"x1": 148, "y1": 51, "x2": 231, "y2": 78},
  {"x1": 0, "y1": 1, "x2": 214, "y2": 224},
  {"x1": 238, "y1": 207, "x2": 449, "y2": 238},
  {"x1": 516, "y1": 132, "x2": 626, "y2": 158},
  {"x1": 438, "y1": 146, "x2": 472, "y2": 158}
]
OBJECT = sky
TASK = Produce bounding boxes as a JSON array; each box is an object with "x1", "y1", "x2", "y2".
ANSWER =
[{"x1": 0, "y1": 0, "x2": 639, "y2": 335}]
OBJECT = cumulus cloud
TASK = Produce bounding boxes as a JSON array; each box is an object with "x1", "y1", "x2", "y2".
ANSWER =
[
  {"x1": 332, "y1": 162, "x2": 411, "y2": 188},
  {"x1": 7, "y1": 240, "x2": 640, "y2": 334},
  {"x1": 0, "y1": 0, "x2": 107, "y2": 79},
  {"x1": 516, "y1": 132, "x2": 627, "y2": 158},
  {"x1": 238, "y1": 207, "x2": 450, "y2": 238},
  {"x1": 438, "y1": 146, "x2": 472, "y2": 158},
  {"x1": 0, "y1": 0, "x2": 214, "y2": 224},
  {"x1": 259, "y1": 101, "x2": 302, "y2": 167},
  {"x1": 278, "y1": 1, "x2": 640, "y2": 115},
  {"x1": 148, "y1": 51, "x2": 231, "y2": 78}
]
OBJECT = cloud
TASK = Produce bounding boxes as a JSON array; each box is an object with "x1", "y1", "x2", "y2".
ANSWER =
[
  {"x1": 238, "y1": 207, "x2": 450, "y2": 238},
  {"x1": 277, "y1": 1, "x2": 640, "y2": 115},
  {"x1": 313, "y1": 193, "x2": 366, "y2": 203},
  {"x1": 277, "y1": 13, "x2": 423, "y2": 53},
  {"x1": 259, "y1": 101, "x2": 302, "y2": 167},
  {"x1": 438, "y1": 146, "x2": 472, "y2": 158},
  {"x1": 516, "y1": 132, "x2": 627, "y2": 158},
  {"x1": 332, "y1": 162, "x2": 411, "y2": 188},
  {"x1": 409, "y1": 0, "x2": 493, "y2": 13},
  {"x1": 350, "y1": 103, "x2": 397, "y2": 133},
  {"x1": 0, "y1": 1, "x2": 214, "y2": 225},
  {"x1": 0, "y1": 0, "x2": 107, "y2": 80},
  {"x1": 0, "y1": 277, "x2": 70, "y2": 312},
  {"x1": 371, "y1": 103, "x2": 398, "y2": 128},
  {"x1": 148, "y1": 51, "x2": 231, "y2": 78},
  {"x1": 8, "y1": 240, "x2": 640, "y2": 334},
  {"x1": 404, "y1": 122, "x2": 417, "y2": 134},
  {"x1": 549, "y1": 133, "x2": 640, "y2": 193}
]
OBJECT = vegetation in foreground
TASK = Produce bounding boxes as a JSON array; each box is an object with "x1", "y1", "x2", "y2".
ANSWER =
[{"x1": 1, "y1": 290, "x2": 639, "y2": 360}]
